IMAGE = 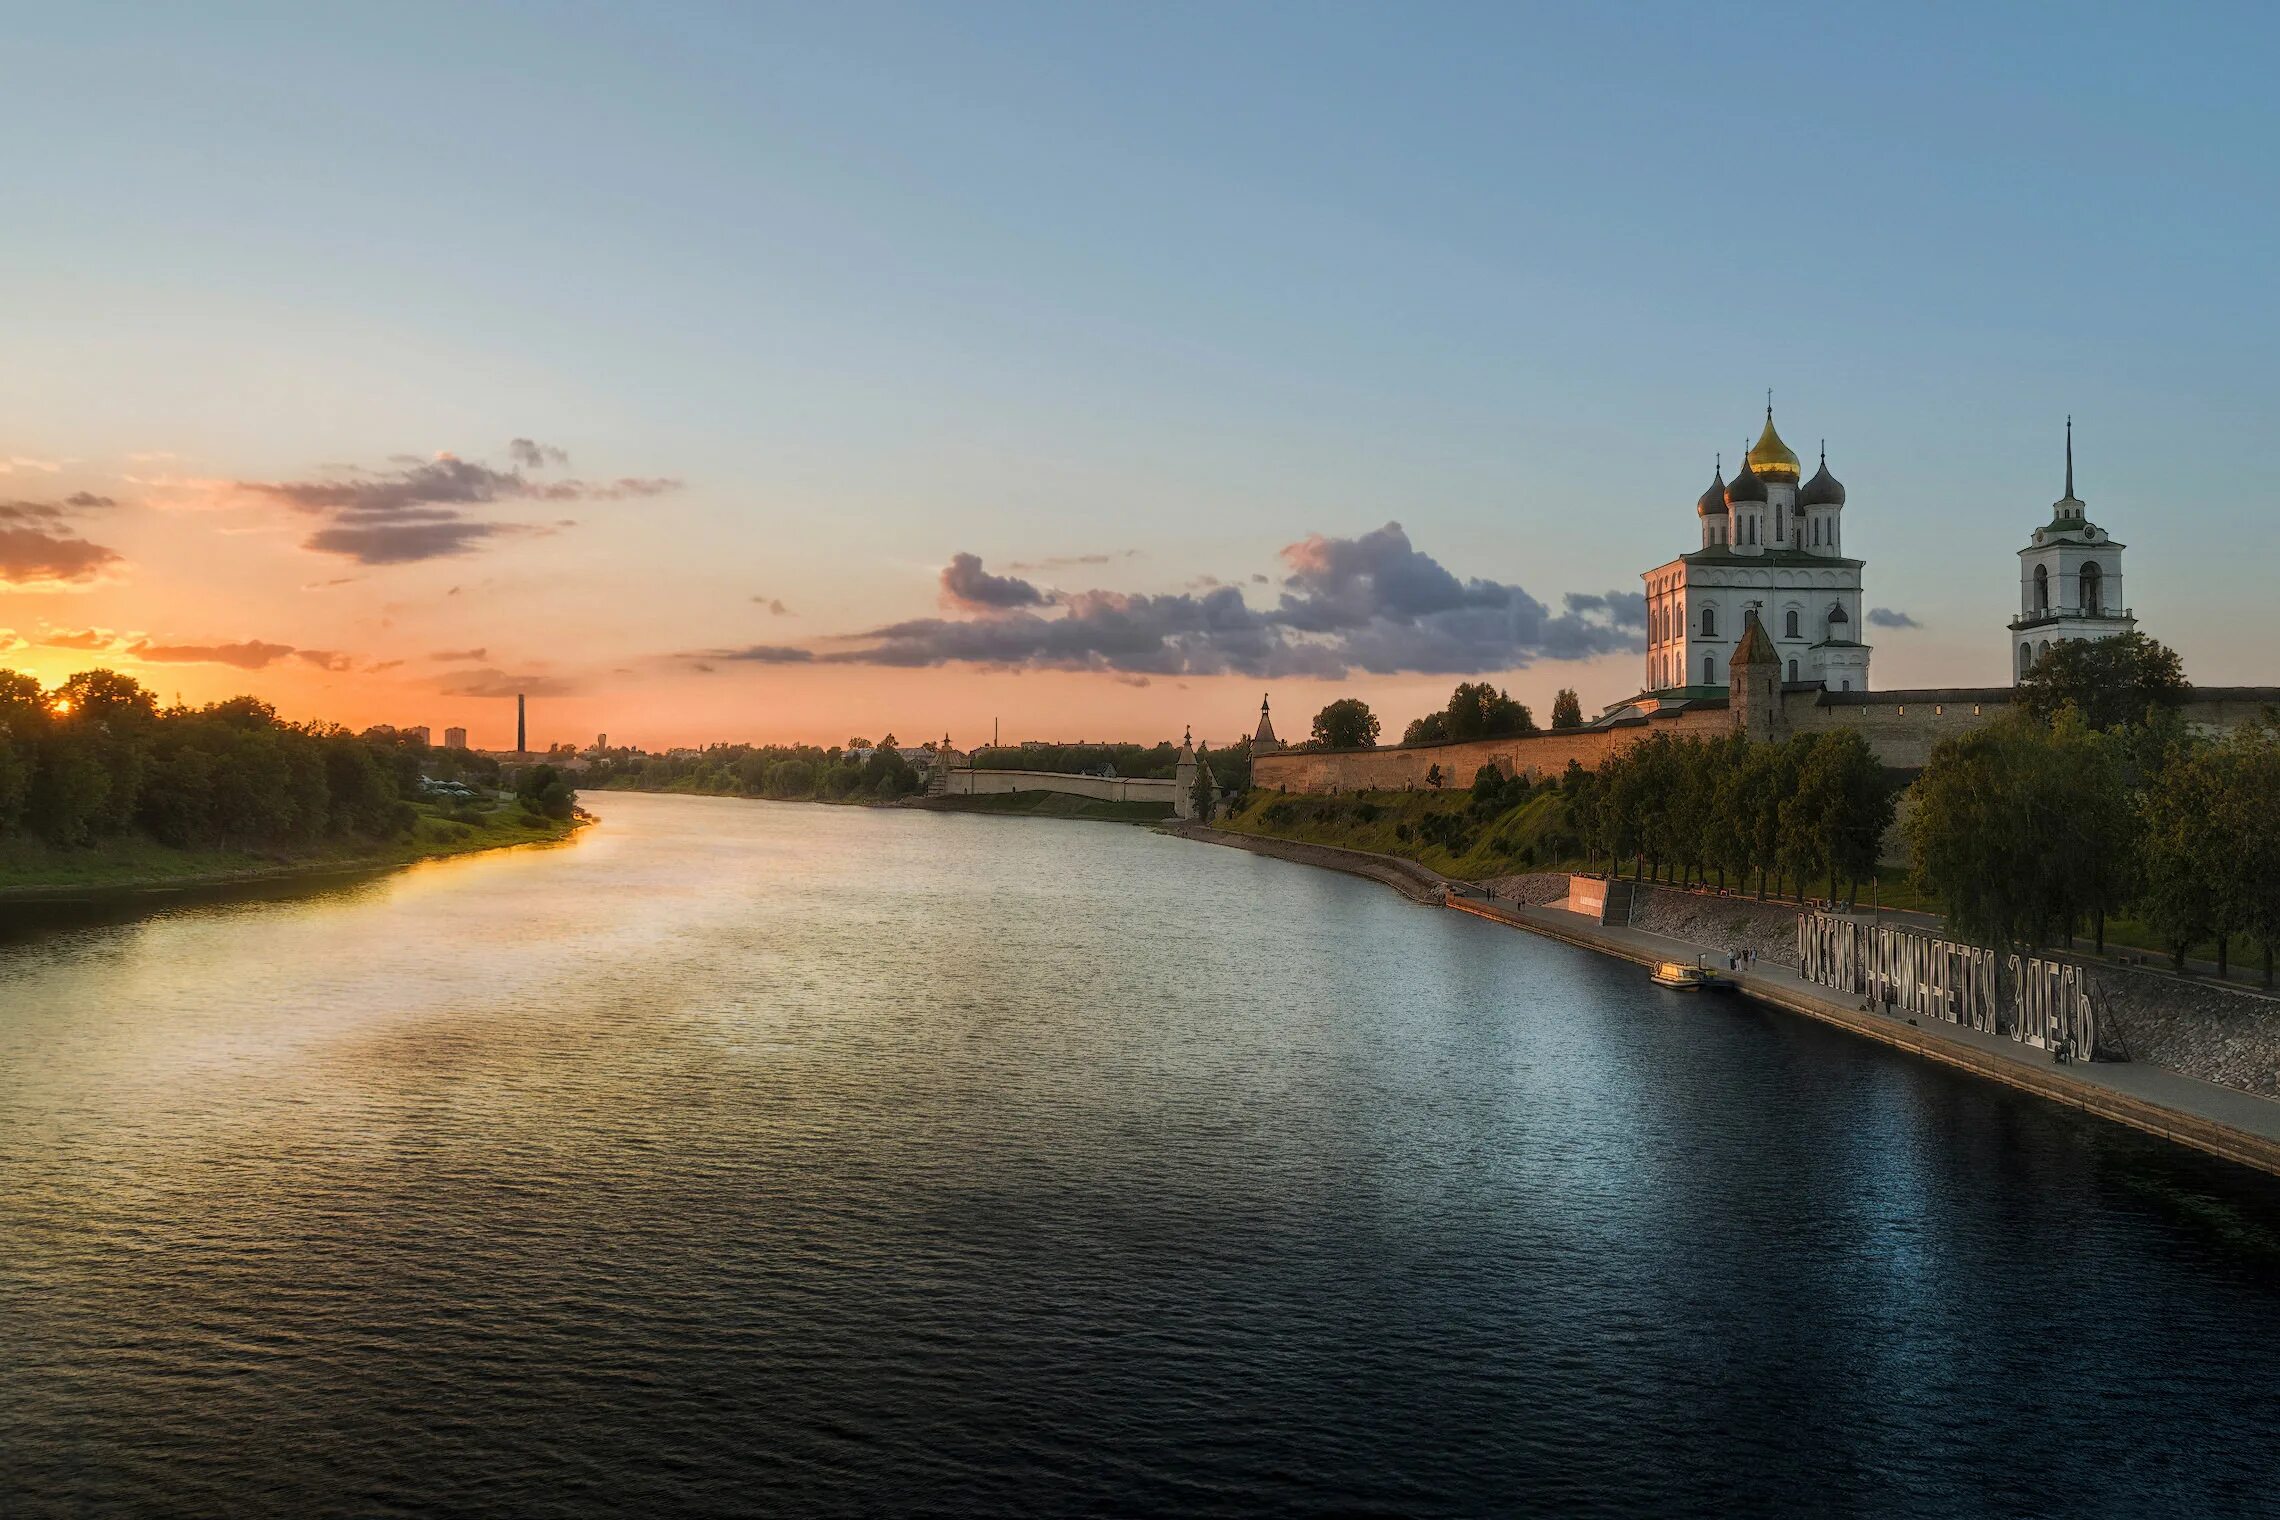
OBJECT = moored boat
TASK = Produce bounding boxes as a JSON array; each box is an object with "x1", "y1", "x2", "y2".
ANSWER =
[{"x1": 1650, "y1": 959, "x2": 1738, "y2": 992}]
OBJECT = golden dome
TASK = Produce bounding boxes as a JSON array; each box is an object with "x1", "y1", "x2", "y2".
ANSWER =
[{"x1": 1746, "y1": 406, "x2": 1800, "y2": 482}]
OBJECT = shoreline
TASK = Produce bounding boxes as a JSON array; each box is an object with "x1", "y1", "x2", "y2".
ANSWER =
[
  {"x1": 1168, "y1": 824, "x2": 2280, "y2": 1180},
  {"x1": 0, "y1": 814, "x2": 590, "y2": 908}
]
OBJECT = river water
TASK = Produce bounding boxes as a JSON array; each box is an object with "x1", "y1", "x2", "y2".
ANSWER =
[{"x1": 4, "y1": 791, "x2": 2278, "y2": 1517}]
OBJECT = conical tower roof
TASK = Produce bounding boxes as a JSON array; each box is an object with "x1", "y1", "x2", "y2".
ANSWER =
[
  {"x1": 1254, "y1": 693, "x2": 1277, "y2": 745},
  {"x1": 1729, "y1": 608, "x2": 1778, "y2": 671}
]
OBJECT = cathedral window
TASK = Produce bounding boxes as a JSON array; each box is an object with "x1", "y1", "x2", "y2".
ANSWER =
[
  {"x1": 1784, "y1": 609, "x2": 1801, "y2": 639},
  {"x1": 1700, "y1": 606, "x2": 1717, "y2": 637},
  {"x1": 2019, "y1": 643, "x2": 2032, "y2": 677},
  {"x1": 1704, "y1": 655, "x2": 1714, "y2": 684},
  {"x1": 2033, "y1": 564, "x2": 2050, "y2": 612},
  {"x1": 1787, "y1": 659, "x2": 1799, "y2": 683},
  {"x1": 2081, "y1": 561, "x2": 2103, "y2": 613}
]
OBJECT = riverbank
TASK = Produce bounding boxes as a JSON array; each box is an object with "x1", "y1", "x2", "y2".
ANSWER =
[
  {"x1": 1169, "y1": 824, "x2": 2280, "y2": 1179},
  {"x1": 0, "y1": 804, "x2": 588, "y2": 904},
  {"x1": 596, "y1": 782, "x2": 1171, "y2": 824}
]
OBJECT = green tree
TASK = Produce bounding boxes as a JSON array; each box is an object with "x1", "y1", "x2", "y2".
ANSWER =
[
  {"x1": 2018, "y1": 630, "x2": 2188, "y2": 732},
  {"x1": 1550, "y1": 688, "x2": 1583, "y2": 731},
  {"x1": 1437, "y1": 681, "x2": 1535, "y2": 742},
  {"x1": 1311, "y1": 698, "x2": 1380, "y2": 750}
]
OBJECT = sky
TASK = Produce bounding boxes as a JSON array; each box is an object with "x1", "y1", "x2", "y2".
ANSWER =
[{"x1": 4, "y1": 2, "x2": 2276, "y2": 750}]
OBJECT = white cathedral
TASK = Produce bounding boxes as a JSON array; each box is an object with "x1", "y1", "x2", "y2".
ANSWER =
[
  {"x1": 1639, "y1": 403, "x2": 1869, "y2": 696},
  {"x1": 1636, "y1": 406, "x2": 2132, "y2": 700}
]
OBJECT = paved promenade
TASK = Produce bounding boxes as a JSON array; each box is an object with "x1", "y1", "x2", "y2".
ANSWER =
[
  {"x1": 1163, "y1": 825, "x2": 2280, "y2": 1178},
  {"x1": 1448, "y1": 894, "x2": 2280, "y2": 1177}
]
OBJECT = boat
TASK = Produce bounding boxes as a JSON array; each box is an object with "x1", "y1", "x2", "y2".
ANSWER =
[{"x1": 1650, "y1": 958, "x2": 1738, "y2": 992}]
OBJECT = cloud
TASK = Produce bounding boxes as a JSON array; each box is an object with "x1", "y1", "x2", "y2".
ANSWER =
[
  {"x1": 35, "y1": 627, "x2": 121, "y2": 650},
  {"x1": 1005, "y1": 549, "x2": 1140, "y2": 572},
  {"x1": 63, "y1": 492, "x2": 115, "y2": 510},
  {"x1": 129, "y1": 638, "x2": 296, "y2": 670},
  {"x1": 507, "y1": 438, "x2": 570, "y2": 469},
  {"x1": 752, "y1": 596, "x2": 792, "y2": 615},
  {"x1": 792, "y1": 526, "x2": 1646, "y2": 679},
  {"x1": 940, "y1": 552, "x2": 1048, "y2": 611},
  {"x1": 1867, "y1": 607, "x2": 1921, "y2": 629},
  {"x1": 702, "y1": 644, "x2": 814, "y2": 663},
  {"x1": 0, "y1": 526, "x2": 124, "y2": 587},
  {"x1": 231, "y1": 446, "x2": 683, "y2": 565},
  {"x1": 430, "y1": 647, "x2": 489, "y2": 662},
  {"x1": 293, "y1": 649, "x2": 356, "y2": 672},
  {"x1": 437, "y1": 668, "x2": 580, "y2": 699}
]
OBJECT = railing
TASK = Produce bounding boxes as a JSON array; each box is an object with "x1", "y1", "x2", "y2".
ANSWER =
[{"x1": 2010, "y1": 606, "x2": 2134, "y2": 630}]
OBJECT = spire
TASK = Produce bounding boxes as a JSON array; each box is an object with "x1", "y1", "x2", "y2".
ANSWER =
[{"x1": 2065, "y1": 414, "x2": 2075, "y2": 499}]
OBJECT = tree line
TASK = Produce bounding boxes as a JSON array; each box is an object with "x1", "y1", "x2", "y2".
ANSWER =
[
  {"x1": 1307, "y1": 682, "x2": 1588, "y2": 751},
  {"x1": 0, "y1": 667, "x2": 543, "y2": 851},
  {"x1": 588, "y1": 742, "x2": 929, "y2": 802},
  {"x1": 1904, "y1": 633, "x2": 2279, "y2": 979},
  {"x1": 1560, "y1": 728, "x2": 1895, "y2": 903}
]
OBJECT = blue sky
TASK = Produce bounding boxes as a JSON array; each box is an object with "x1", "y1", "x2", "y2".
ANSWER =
[{"x1": 2, "y1": 3, "x2": 2273, "y2": 744}]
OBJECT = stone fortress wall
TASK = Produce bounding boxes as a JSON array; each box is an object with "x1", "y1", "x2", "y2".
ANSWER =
[{"x1": 1252, "y1": 686, "x2": 2280, "y2": 793}]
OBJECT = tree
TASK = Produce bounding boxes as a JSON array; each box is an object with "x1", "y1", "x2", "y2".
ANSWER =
[
  {"x1": 1906, "y1": 711, "x2": 2134, "y2": 949},
  {"x1": 1401, "y1": 712, "x2": 1448, "y2": 745},
  {"x1": 1438, "y1": 682, "x2": 1535, "y2": 742},
  {"x1": 1550, "y1": 688, "x2": 1583, "y2": 731},
  {"x1": 1190, "y1": 748, "x2": 1217, "y2": 823},
  {"x1": 2018, "y1": 630, "x2": 2188, "y2": 732},
  {"x1": 1311, "y1": 698, "x2": 1379, "y2": 750}
]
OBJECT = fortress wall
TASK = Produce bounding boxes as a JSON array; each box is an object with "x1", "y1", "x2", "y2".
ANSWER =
[
  {"x1": 1791, "y1": 693, "x2": 2012, "y2": 769},
  {"x1": 946, "y1": 769, "x2": 1178, "y2": 803},
  {"x1": 1254, "y1": 685, "x2": 2280, "y2": 797},
  {"x1": 1252, "y1": 712, "x2": 1727, "y2": 794}
]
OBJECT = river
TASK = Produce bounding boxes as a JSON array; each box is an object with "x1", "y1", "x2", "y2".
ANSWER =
[{"x1": 4, "y1": 791, "x2": 2278, "y2": 1516}]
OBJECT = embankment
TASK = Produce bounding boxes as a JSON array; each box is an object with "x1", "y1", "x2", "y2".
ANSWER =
[{"x1": 1160, "y1": 823, "x2": 1451, "y2": 904}]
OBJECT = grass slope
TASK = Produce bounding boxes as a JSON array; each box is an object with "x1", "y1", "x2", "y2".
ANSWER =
[
  {"x1": 1215, "y1": 787, "x2": 1583, "y2": 879},
  {"x1": 0, "y1": 802, "x2": 586, "y2": 900}
]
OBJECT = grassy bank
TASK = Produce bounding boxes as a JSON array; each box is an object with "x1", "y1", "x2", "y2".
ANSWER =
[
  {"x1": 1215, "y1": 787, "x2": 1584, "y2": 878},
  {"x1": 0, "y1": 802, "x2": 587, "y2": 901}
]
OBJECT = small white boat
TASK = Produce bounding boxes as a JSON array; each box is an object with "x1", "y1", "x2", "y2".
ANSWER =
[{"x1": 1650, "y1": 958, "x2": 1738, "y2": 992}]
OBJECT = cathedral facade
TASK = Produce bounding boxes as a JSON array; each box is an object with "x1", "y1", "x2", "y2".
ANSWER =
[{"x1": 1638, "y1": 405, "x2": 1869, "y2": 698}]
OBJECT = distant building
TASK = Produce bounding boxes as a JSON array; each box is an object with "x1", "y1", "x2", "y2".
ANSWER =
[
  {"x1": 444, "y1": 726, "x2": 468, "y2": 749},
  {"x1": 595, "y1": 732, "x2": 608, "y2": 750},
  {"x1": 516, "y1": 693, "x2": 527, "y2": 755},
  {"x1": 407, "y1": 725, "x2": 432, "y2": 745}
]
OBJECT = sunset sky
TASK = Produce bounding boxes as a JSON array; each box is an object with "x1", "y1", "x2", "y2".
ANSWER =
[{"x1": 5, "y1": 4, "x2": 2276, "y2": 749}]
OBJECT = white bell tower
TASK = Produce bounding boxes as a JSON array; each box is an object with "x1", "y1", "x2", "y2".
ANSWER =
[{"x1": 2009, "y1": 419, "x2": 2134, "y2": 684}]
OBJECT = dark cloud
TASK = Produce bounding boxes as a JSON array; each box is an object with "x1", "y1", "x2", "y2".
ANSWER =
[
  {"x1": 752, "y1": 597, "x2": 792, "y2": 615},
  {"x1": 430, "y1": 647, "x2": 490, "y2": 662},
  {"x1": 0, "y1": 526, "x2": 124, "y2": 586},
  {"x1": 798, "y1": 525, "x2": 1645, "y2": 679},
  {"x1": 63, "y1": 492, "x2": 116, "y2": 510},
  {"x1": 294, "y1": 649, "x2": 356, "y2": 672},
  {"x1": 437, "y1": 668, "x2": 580, "y2": 699},
  {"x1": 1867, "y1": 607, "x2": 1921, "y2": 629},
  {"x1": 507, "y1": 438, "x2": 570, "y2": 469},
  {"x1": 234, "y1": 448, "x2": 683, "y2": 565},
  {"x1": 675, "y1": 526, "x2": 1646, "y2": 682},
  {"x1": 129, "y1": 638, "x2": 296, "y2": 670},
  {"x1": 940, "y1": 552, "x2": 1048, "y2": 611}
]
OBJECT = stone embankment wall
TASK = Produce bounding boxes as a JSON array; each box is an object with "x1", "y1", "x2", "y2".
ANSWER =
[
  {"x1": 944, "y1": 768, "x2": 1179, "y2": 804},
  {"x1": 2096, "y1": 972, "x2": 2280, "y2": 1100},
  {"x1": 1162, "y1": 824, "x2": 1448, "y2": 904}
]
